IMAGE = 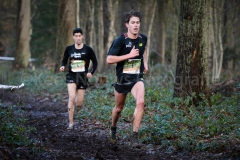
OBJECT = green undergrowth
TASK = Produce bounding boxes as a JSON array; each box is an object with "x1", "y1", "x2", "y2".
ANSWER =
[
  {"x1": 81, "y1": 83, "x2": 240, "y2": 152},
  {"x1": 0, "y1": 104, "x2": 41, "y2": 157},
  {"x1": 141, "y1": 89, "x2": 239, "y2": 152},
  {"x1": 2, "y1": 66, "x2": 240, "y2": 153},
  {"x1": 2, "y1": 68, "x2": 66, "y2": 94}
]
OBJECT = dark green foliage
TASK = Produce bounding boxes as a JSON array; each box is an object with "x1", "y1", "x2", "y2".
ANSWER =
[
  {"x1": 141, "y1": 93, "x2": 239, "y2": 151},
  {"x1": 0, "y1": 106, "x2": 30, "y2": 147},
  {"x1": 77, "y1": 88, "x2": 113, "y2": 125},
  {"x1": 30, "y1": 0, "x2": 58, "y2": 66},
  {"x1": 8, "y1": 68, "x2": 66, "y2": 94},
  {"x1": 237, "y1": 83, "x2": 240, "y2": 106},
  {"x1": 5, "y1": 67, "x2": 240, "y2": 152},
  {"x1": 0, "y1": 104, "x2": 36, "y2": 148}
]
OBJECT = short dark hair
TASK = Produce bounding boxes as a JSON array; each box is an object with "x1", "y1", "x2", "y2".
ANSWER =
[
  {"x1": 73, "y1": 28, "x2": 83, "y2": 35},
  {"x1": 123, "y1": 10, "x2": 142, "y2": 23}
]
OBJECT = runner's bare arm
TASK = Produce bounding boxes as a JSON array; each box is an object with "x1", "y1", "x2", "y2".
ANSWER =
[
  {"x1": 107, "y1": 46, "x2": 139, "y2": 64},
  {"x1": 106, "y1": 55, "x2": 129, "y2": 64},
  {"x1": 143, "y1": 47, "x2": 148, "y2": 74}
]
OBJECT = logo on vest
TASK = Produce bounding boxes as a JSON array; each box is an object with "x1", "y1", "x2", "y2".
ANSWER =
[{"x1": 126, "y1": 42, "x2": 132, "y2": 48}]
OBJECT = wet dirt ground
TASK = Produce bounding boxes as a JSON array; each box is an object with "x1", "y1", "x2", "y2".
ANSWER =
[{"x1": 1, "y1": 90, "x2": 239, "y2": 160}]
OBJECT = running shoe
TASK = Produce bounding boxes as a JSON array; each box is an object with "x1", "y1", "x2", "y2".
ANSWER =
[
  {"x1": 130, "y1": 132, "x2": 142, "y2": 148},
  {"x1": 67, "y1": 123, "x2": 74, "y2": 130},
  {"x1": 109, "y1": 126, "x2": 117, "y2": 144}
]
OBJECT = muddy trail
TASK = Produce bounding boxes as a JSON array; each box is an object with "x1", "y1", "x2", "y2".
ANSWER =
[{"x1": 0, "y1": 91, "x2": 239, "y2": 160}]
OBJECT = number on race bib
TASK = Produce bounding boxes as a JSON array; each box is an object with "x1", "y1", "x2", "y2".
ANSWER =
[
  {"x1": 123, "y1": 59, "x2": 141, "y2": 74},
  {"x1": 71, "y1": 60, "x2": 85, "y2": 72}
]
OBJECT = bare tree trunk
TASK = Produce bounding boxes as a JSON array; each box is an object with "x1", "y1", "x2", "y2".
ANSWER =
[
  {"x1": 54, "y1": 0, "x2": 76, "y2": 72},
  {"x1": 14, "y1": 0, "x2": 31, "y2": 69},
  {"x1": 104, "y1": 0, "x2": 120, "y2": 74},
  {"x1": 96, "y1": 0, "x2": 104, "y2": 72},
  {"x1": 89, "y1": 0, "x2": 95, "y2": 48},
  {"x1": 210, "y1": 0, "x2": 224, "y2": 83},
  {"x1": 170, "y1": 23, "x2": 178, "y2": 65},
  {"x1": 105, "y1": 0, "x2": 119, "y2": 57},
  {"x1": 174, "y1": 0, "x2": 210, "y2": 103},
  {"x1": 76, "y1": 0, "x2": 80, "y2": 28},
  {"x1": 146, "y1": 1, "x2": 157, "y2": 61},
  {"x1": 157, "y1": 0, "x2": 166, "y2": 64},
  {"x1": 216, "y1": 14, "x2": 223, "y2": 79},
  {"x1": 233, "y1": 0, "x2": 240, "y2": 70},
  {"x1": 210, "y1": 4, "x2": 217, "y2": 83},
  {"x1": 208, "y1": 7, "x2": 213, "y2": 79},
  {"x1": 85, "y1": 0, "x2": 96, "y2": 73},
  {"x1": 79, "y1": 0, "x2": 90, "y2": 44},
  {"x1": 141, "y1": 1, "x2": 150, "y2": 34},
  {"x1": 223, "y1": 0, "x2": 235, "y2": 71},
  {"x1": 168, "y1": 0, "x2": 180, "y2": 66}
]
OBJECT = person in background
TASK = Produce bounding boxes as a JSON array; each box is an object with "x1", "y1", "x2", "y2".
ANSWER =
[
  {"x1": 106, "y1": 10, "x2": 148, "y2": 148},
  {"x1": 60, "y1": 28, "x2": 98, "y2": 129}
]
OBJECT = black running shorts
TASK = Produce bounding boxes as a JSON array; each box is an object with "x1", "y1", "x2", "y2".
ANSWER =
[
  {"x1": 66, "y1": 72, "x2": 88, "y2": 90},
  {"x1": 114, "y1": 78, "x2": 144, "y2": 94}
]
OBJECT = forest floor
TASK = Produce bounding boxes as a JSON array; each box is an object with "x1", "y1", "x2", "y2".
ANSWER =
[{"x1": 0, "y1": 89, "x2": 239, "y2": 160}]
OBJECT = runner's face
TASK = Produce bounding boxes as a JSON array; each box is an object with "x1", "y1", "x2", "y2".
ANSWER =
[
  {"x1": 126, "y1": 16, "x2": 140, "y2": 35},
  {"x1": 73, "y1": 33, "x2": 83, "y2": 45}
]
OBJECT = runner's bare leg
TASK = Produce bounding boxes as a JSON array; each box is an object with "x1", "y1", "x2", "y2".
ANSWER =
[
  {"x1": 67, "y1": 83, "x2": 77, "y2": 125},
  {"x1": 112, "y1": 89, "x2": 127, "y2": 127},
  {"x1": 75, "y1": 89, "x2": 85, "y2": 108},
  {"x1": 131, "y1": 81, "x2": 145, "y2": 132}
]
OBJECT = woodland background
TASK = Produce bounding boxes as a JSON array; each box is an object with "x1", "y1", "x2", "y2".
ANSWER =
[
  {"x1": 0, "y1": 1, "x2": 240, "y2": 158},
  {"x1": 0, "y1": 0, "x2": 239, "y2": 83}
]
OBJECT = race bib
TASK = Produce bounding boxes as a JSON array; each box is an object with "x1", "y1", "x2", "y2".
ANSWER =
[
  {"x1": 123, "y1": 59, "x2": 141, "y2": 74},
  {"x1": 71, "y1": 60, "x2": 85, "y2": 72}
]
